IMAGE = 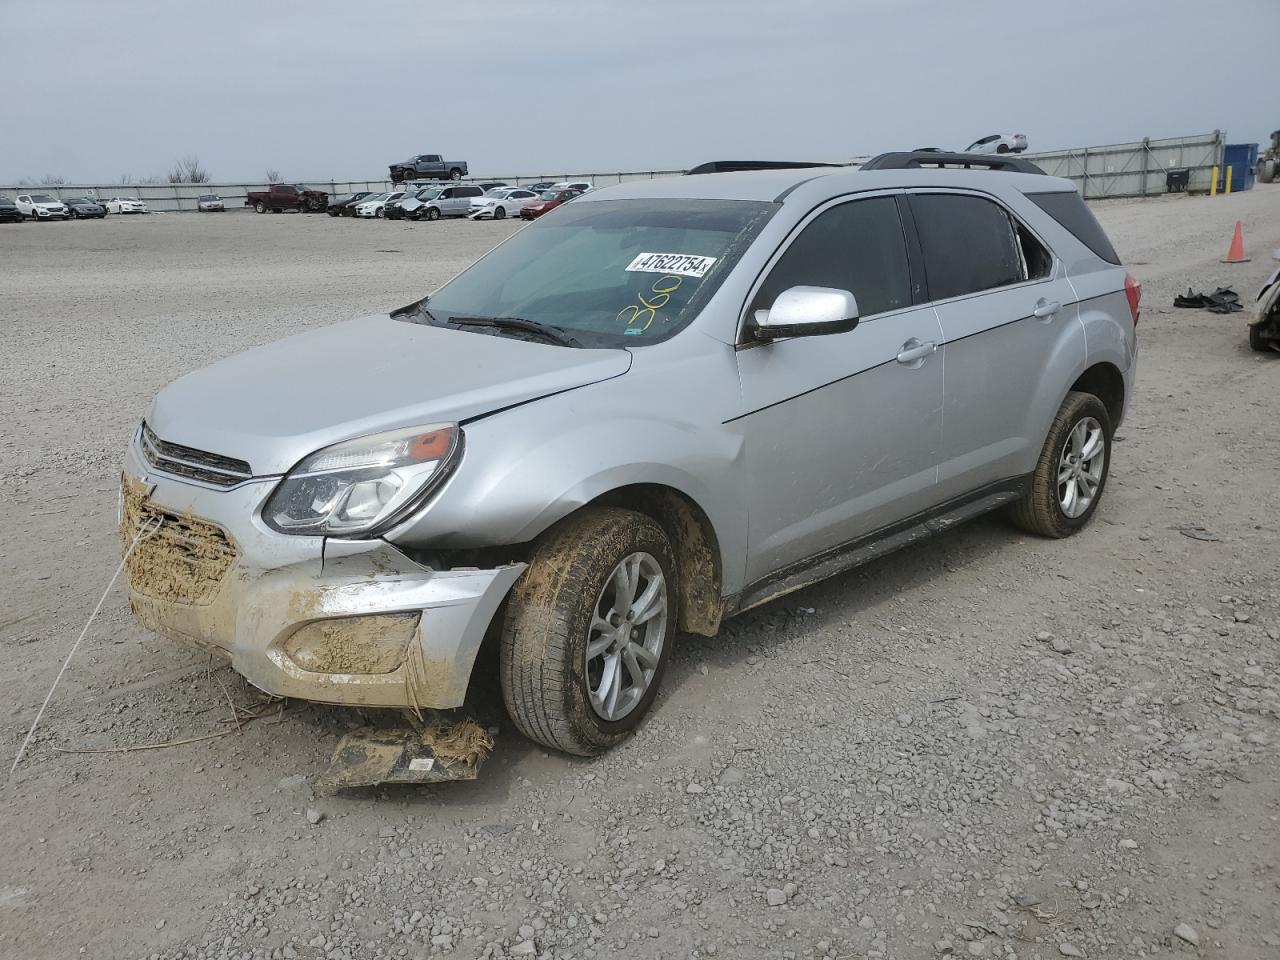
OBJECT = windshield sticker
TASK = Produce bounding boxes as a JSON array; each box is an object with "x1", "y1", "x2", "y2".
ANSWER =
[
  {"x1": 618, "y1": 275, "x2": 684, "y2": 333},
  {"x1": 625, "y1": 252, "x2": 718, "y2": 278}
]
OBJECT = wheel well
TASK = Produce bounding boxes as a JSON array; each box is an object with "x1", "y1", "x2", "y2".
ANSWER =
[
  {"x1": 590, "y1": 485, "x2": 724, "y2": 637},
  {"x1": 1071, "y1": 363, "x2": 1125, "y2": 427}
]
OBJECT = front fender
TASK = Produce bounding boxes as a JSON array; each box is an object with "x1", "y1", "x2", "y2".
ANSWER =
[{"x1": 385, "y1": 373, "x2": 748, "y2": 592}]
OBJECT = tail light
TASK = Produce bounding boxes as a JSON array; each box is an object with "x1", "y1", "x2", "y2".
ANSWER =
[{"x1": 1124, "y1": 273, "x2": 1142, "y2": 327}]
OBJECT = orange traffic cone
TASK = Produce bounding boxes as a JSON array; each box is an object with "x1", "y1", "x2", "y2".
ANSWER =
[{"x1": 1222, "y1": 221, "x2": 1250, "y2": 263}]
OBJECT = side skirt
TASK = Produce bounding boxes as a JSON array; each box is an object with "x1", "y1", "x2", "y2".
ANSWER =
[{"x1": 726, "y1": 476, "x2": 1030, "y2": 617}]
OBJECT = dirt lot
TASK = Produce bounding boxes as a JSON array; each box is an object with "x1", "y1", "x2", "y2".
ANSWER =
[{"x1": 2, "y1": 191, "x2": 1279, "y2": 960}]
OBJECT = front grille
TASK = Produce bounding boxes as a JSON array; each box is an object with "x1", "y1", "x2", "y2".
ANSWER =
[
  {"x1": 120, "y1": 476, "x2": 237, "y2": 605},
  {"x1": 139, "y1": 422, "x2": 252, "y2": 488}
]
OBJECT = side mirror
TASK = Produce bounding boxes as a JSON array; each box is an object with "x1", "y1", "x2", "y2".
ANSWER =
[{"x1": 753, "y1": 286, "x2": 860, "y2": 340}]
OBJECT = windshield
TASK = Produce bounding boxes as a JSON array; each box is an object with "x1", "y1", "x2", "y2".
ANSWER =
[
  {"x1": 418, "y1": 198, "x2": 775, "y2": 347},
  {"x1": 537, "y1": 190, "x2": 560, "y2": 201},
  {"x1": 417, "y1": 188, "x2": 442, "y2": 200},
  {"x1": 485, "y1": 188, "x2": 510, "y2": 197},
  {"x1": 199, "y1": 195, "x2": 220, "y2": 201},
  {"x1": 31, "y1": 194, "x2": 56, "y2": 203},
  {"x1": 65, "y1": 197, "x2": 90, "y2": 204},
  {"x1": 364, "y1": 193, "x2": 389, "y2": 203}
]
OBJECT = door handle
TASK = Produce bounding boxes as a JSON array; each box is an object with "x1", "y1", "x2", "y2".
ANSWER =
[
  {"x1": 1033, "y1": 298, "x2": 1061, "y2": 320},
  {"x1": 896, "y1": 339, "x2": 938, "y2": 364}
]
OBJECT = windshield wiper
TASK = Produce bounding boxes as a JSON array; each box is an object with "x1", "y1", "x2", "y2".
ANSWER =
[{"x1": 446, "y1": 315, "x2": 582, "y2": 347}]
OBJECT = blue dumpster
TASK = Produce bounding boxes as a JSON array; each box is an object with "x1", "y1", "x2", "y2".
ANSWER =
[{"x1": 1220, "y1": 143, "x2": 1258, "y2": 192}]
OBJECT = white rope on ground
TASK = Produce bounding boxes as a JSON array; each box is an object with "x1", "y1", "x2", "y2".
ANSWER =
[{"x1": 8, "y1": 515, "x2": 161, "y2": 777}]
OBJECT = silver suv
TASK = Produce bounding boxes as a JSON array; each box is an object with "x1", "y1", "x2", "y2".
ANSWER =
[{"x1": 122, "y1": 152, "x2": 1139, "y2": 756}]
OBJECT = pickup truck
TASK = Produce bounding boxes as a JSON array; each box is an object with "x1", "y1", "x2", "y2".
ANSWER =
[
  {"x1": 245, "y1": 183, "x2": 328, "y2": 213},
  {"x1": 388, "y1": 154, "x2": 469, "y2": 183}
]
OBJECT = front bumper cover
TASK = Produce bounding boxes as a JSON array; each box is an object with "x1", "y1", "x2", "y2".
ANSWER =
[{"x1": 121, "y1": 442, "x2": 526, "y2": 709}]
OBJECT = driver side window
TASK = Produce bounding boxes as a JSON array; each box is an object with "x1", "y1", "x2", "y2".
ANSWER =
[{"x1": 751, "y1": 196, "x2": 912, "y2": 320}]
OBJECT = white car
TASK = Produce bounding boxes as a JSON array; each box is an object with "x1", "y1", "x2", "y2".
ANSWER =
[
  {"x1": 354, "y1": 191, "x2": 408, "y2": 218},
  {"x1": 103, "y1": 196, "x2": 149, "y2": 214},
  {"x1": 551, "y1": 180, "x2": 593, "y2": 193},
  {"x1": 965, "y1": 133, "x2": 1028, "y2": 155},
  {"x1": 15, "y1": 194, "x2": 70, "y2": 220},
  {"x1": 467, "y1": 187, "x2": 541, "y2": 220}
]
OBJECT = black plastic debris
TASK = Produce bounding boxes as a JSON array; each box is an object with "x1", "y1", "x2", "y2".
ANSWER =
[{"x1": 1173, "y1": 288, "x2": 1243, "y2": 314}]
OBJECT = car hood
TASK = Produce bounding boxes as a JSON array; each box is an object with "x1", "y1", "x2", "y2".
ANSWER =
[{"x1": 146, "y1": 313, "x2": 632, "y2": 475}]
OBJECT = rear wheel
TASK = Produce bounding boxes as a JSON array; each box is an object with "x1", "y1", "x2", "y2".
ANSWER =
[
  {"x1": 1008, "y1": 391, "x2": 1112, "y2": 538},
  {"x1": 1260, "y1": 159, "x2": 1276, "y2": 184},
  {"x1": 254, "y1": 202, "x2": 266, "y2": 214},
  {"x1": 449, "y1": 168, "x2": 462, "y2": 180},
  {"x1": 501, "y1": 508, "x2": 675, "y2": 756}
]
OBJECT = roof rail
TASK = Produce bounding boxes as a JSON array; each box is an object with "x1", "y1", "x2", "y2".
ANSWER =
[
  {"x1": 685, "y1": 160, "x2": 843, "y2": 176},
  {"x1": 860, "y1": 151, "x2": 1046, "y2": 174}
]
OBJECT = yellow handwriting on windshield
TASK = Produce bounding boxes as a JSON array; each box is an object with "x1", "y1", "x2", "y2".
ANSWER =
[{"x1": 617, "y1": 275, "x2": 683, "y2": 333}]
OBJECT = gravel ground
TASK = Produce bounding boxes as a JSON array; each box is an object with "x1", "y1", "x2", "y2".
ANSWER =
[{"x1": 2, "y1": 191, "x2": 1279, "y2": 960}]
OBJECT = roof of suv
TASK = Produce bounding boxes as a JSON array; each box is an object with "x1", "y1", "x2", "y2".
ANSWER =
[{"x1": 580, "y1": 166, "x2": 1075, "y2": 204}]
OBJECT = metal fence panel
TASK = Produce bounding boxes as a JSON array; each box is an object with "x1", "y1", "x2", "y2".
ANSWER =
[
  {"x1": 0, "y1": 134, "x2": 1230, "y2": 209},
  {"x1": 1023, "y1": 131, "x2": 1225, "y2": 198}
]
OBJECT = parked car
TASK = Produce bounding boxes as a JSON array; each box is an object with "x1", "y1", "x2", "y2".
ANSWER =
[
  {"x1": 477, "y1": 181, "x2": 509, "y2": 192},
  {"x1": 552, "y1": 180, "x2": 594, "y2": 193},
  {"x1": 468, "y1": 186, "x2": 540, "y2": 220},
  {"x1": 62, "y1": 196, "x2": 106, "y2": 219},
  {"x1": 196, "y1": 194, "x2": 226, "y2": 212},
  {"x1": 15, "y1": 193, "x2": 71, "y2": 220},
  {"x1": 966, "y1": 133, "x2": 1028, "y2": 154},
  {"x1": 354, "y1": 192, "x2": 410, "y2": 218},
  {"x1": 415, "y1": 184, "x2": 485, "y2": 221},
  {"x1": 400, "y1": 188, "x2": 442, "y2": 220},
  {"x1": 521, "y1": 181, "x2": 557, "y2": 192},
  {"x1": 122, "y1": 154, "x2": 1137, "y2": 759},
  {"x1": 518, "y1": 188, "x2": 582, "y2": 219},
  {"x1": 327, "y1": 192, "x2": 376, "y2": 217},
  {"x1": 0, "y1": 197, "x2": 23, "y2": 223},
  {"x1": 389, "y1": 153, "x2": 469, "y2": 183},
  {"x1": 102, "y1": 196, "x2": 148, "y2": 215},
  {"x1": 245, "y1": 184, "x2": 327, "y2": 214},
  {"x1": 385, "y1": 189, "x2": 435, "y2": 221}
]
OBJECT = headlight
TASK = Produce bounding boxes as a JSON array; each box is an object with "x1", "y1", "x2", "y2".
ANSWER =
[{"x1": 263, "y1": 423, "x2": 460, "y2": 537}]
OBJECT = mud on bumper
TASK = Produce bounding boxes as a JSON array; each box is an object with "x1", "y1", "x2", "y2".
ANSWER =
[{"x1": 120, "y1": 472, "x2": 526, "y2": 709}]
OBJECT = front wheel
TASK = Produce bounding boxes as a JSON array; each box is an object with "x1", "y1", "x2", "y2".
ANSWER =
[
  {"x1": 254, "y1": 202, "x2": 267, "y2": 214},
  {"x1": 493, "y1": 205, "x2": 506, "y2": 220},
  {"x1": 426, "y1": 207, "x2": 440, "y2": 221},
  {"x1": 1008, "y1": 391, "x2": 1112, "y2": 538},
  {"x1": 501, "y1": 507, "x2": 675, "y2": 756}
]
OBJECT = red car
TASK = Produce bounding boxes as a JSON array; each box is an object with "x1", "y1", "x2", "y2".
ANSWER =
[{"x1": 518, "y1": 188, "x2": 582, "y2": 220}]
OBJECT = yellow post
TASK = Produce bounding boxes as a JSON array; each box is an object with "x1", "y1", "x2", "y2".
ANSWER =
[
  {"x1": 1225, "y1": 165, "x2": 1233, "y2": 194},
  {"x1": 1210, "y1": 165, "x2": 1219, "y2": 196}
]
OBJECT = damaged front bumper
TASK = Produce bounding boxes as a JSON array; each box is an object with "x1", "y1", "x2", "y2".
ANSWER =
[{"x1": 120, "y1": 443, "x2": 526, "y2": 709}]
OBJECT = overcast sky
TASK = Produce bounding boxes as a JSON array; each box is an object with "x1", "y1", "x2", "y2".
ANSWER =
[{"x1": 2, "y1": 0, "x2": 1275, "y2": 184}]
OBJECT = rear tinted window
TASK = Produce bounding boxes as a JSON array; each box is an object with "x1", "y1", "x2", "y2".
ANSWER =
[
  {"x1": 1028, "y1": 190, "x2": 1120, "y2": 264},
  {"x1": 752, "y1": 196, "x2": 911, "y2": 318},
  {"x1": 909, "y1": 194, "x2": 1023, "y2": 301}
]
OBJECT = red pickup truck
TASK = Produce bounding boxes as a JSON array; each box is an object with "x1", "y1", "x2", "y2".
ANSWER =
[{"x1": 245, "y1": 183, "x2": 328, "y2": 214}]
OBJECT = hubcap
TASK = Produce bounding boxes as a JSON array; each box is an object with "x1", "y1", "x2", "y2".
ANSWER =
[
  {"x1": 585, "y1": 552, "x2": 667, "y2": 722},
  {"x1": 1057, "y1": 416, "x2": 1105, "y2": 518}
]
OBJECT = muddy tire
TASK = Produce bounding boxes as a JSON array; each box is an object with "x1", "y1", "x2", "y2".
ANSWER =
[
  {"x1": 1249, "y1": 324, "x2": 1274, "y2": 353},
  {"x1": 1008, "y1": 391, "x2": 1112, "y2": 538},
  {"x1": 1260, "y1": 159, "x2": 1276, "y2": 184},
  {"x1": 500, "y1": 507, "x2": 676, "y2": 756}
]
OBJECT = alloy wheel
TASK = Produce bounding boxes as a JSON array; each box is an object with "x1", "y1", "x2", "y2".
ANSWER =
[
  {"x1": 585, "y1": 552, "x2": 668, "y2": 722},
  {"x1": 1057, "y1": 416, "x2": 1105, "y2": 518}
]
